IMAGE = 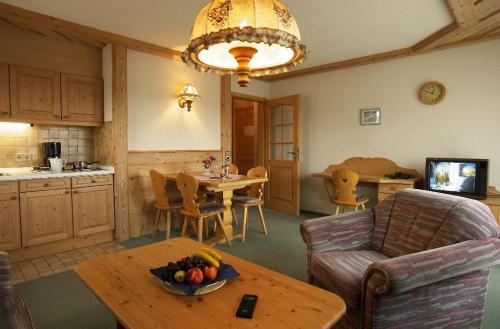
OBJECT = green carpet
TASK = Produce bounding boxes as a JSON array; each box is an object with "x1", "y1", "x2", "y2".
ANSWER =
[{"x1": 14, "y1": 208, "x2": 500, "y2": 329}]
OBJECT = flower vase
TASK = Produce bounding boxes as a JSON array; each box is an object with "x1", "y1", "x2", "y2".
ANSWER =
[{"x1": 204, "y1": 167, "x2": 211, "y2": 176}]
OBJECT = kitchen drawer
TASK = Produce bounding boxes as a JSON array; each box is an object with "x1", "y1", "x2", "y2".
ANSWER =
[
  {"x1": 0, "y1": 181, "x2": 19, "y2": 194},
  {"x1": 72, "y1": 175, "x2": 113, "y2": 188},
  {"x1": 20, "y1": 178, "x2": 71, "y2": 192},
  {"x1": 378, "y1": 183, "x2": 413, "y2": 194}
]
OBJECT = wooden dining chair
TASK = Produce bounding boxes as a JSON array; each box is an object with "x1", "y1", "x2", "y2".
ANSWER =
[
  {"x1": 332, "y1": 168, "x2": 369, "y2": 215},
  {"x1": 231, "y1": 166, "x2": 268, "y2": 242},
  {"x1": 176, "y1": 172, "x2": 232, "y2": 246},
  {"x1": 150, "y1": 169, "x2": 183, "y2": 240}
]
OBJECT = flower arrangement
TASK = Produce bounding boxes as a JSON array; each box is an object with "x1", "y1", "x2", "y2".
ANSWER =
[{"x1": 202, "y1": 156, "x2": 216, "y2": 169}]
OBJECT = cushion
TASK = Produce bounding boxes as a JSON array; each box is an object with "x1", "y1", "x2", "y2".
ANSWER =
[
  {"x1": 311, "y1": 250, "x2": 388, "y2": 310},
  {"x1": 0, "y1": 295, "x2": 35, "y2": 329},
  {"x1": 199, "y1": 202, "x2": 225, "y2": 214},
  {"x1": 231, "y1": 195, "x2": 260, "y2": 204},
  {"x1": 168, "y1": 196, "x2": 183, "y2": 208}
]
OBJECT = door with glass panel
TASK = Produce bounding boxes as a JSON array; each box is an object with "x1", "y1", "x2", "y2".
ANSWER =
[{"x1": 264, "y1": 95, "x2": 300, "y2": 215}]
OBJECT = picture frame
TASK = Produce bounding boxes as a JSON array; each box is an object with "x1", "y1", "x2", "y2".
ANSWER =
[{"x1": 360, "y1": 108, "x2": 381, "y2": 125}]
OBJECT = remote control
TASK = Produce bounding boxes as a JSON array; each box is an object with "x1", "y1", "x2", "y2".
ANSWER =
[{"x1": 236, "y1": 294, "x2": 258, "y2": 319}]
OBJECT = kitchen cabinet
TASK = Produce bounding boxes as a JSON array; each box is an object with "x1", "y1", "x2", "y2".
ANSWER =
[
  {"x1": 0, "y1": 63, "x2": 9, "y2": 118},
  {"x1": 73, "y1": 184, "x2": 115, "y2": 236},
  {"x1": 62, "y1": 74, "x2": 103, "y2": 123},
  {"x1": 10, "y1": 65, "x2": 62, "y2": 121},
  {"x1": 0, "y1": 182, "x2": 21, "y2": 251},
  {"x1": 20, "y1": 188, "x2": 73, "y2": 247}
]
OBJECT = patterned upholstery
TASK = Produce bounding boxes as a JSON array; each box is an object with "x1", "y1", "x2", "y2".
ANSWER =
[
  {"x1": 0, "y1": 252, "x2": 36, "y2": 329},
  {"x1": 199, "y1": 202, "x2": 225, "y2": 214},
  {"x1": 300, "y1": 189, "x2": 500, "y2": 329},
  {"x1": 231, "y1": 195, "x2": 260, "y2": 204},
  {"x1": 168, "y1": 196, "x2": 184, "y2": 208}
]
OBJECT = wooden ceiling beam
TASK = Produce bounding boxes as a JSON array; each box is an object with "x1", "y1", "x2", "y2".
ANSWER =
[
  {"x1": 0, "y1": 2, "x2": 181, "y2": 60},
  {"x1": 475, "y1": 0, "x2": 500, "y2": 20},
  {"x1": 447, "y1": 0, "x2": 479, "y2": 27}
]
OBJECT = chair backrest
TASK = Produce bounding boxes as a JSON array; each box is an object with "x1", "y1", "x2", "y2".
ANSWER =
[
  {"x1": 247, "y1": 166, "x2": 267, "y2": 199},
  {"x1": 372, "y1": 189, "x2": 500, "y2": 258},
  {"x1": 150, "y1": 169, "x2": 171, "y2": 208},
  {"x1": 332, "y1": 168, "x2": 359, "y2": 205},
  {"x1": 0, "y1": 251, "x2": 12, "y2": 297},
  {"x1": 176, "y1": 172, "x2": 200, "y2": 216},
  {"x1": 228, "y1": 164, "x2": 239, "y2": 175}
]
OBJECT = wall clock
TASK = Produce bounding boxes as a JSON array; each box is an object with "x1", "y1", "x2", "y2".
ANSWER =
[{"x1": 418, "y1": 81, "x2": 446, "y2": 105}]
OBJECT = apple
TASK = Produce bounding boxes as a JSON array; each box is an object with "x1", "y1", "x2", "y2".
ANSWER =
[
  {"x1": 186, "y1": 267, "x2": 203, "y2": 285},
  {"x1": 202, "y1": 266, "x2": 218, "y2": 281},
  {"x1": 174, "y1": 270, "x2": 186, "y2": 283}
]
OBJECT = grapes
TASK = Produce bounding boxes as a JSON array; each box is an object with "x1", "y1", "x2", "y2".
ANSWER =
[{"x1": 162, "y1": 256, "x2": 206, "y2": 282}]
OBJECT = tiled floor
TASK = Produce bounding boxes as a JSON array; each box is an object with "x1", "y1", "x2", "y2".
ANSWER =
[{"x1": 11, "y1": 242, "x2": 126, "y2": 285}]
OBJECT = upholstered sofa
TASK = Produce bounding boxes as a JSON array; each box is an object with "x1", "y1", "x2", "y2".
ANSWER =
[
  {"x1": 0, "y1": 251, "x2": 35, "y2": 329},
  {"x1": 301, "y1": 189, "x2": 500, "y2": 329}
]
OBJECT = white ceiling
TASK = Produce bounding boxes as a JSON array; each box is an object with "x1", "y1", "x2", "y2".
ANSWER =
[{"x1": 0, "y1": 0, "x2": 454, "y2": 69}]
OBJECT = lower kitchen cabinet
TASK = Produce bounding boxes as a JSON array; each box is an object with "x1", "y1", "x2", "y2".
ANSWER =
[
  {"x1": 20, "y1": 189, "x2": 73, "y2": 247},
  {"x1": 73, "y1": 184, "x2": 115, "y2": 236},
  {"x1": 0, "y1": 193, "x2": 21, "y2": 251}
]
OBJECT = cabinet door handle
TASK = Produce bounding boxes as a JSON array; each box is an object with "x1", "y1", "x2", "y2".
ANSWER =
[
  {"x1": 63, "y1": 115, "x2": 69, "y2": 119},
  {"x1": 44, "y1": 183, "x2": 49, "y2": 187},
  {"x1": 73, "y1": 190, "x2": 78, "y2": 194},
  {"x1": 54, "y1": 114, "x2": 60, "y2": 119},
  {"x1": 10, "y1": 196, "x2": 18, "y2": 200},
  {"x1": 65, "y1": 190, "x2": 70, "y2": 194},
  {"x1": 91, "y1": 180, "x2": 96, "y2": 183}
]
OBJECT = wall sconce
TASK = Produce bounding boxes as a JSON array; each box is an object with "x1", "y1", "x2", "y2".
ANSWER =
[{"x1": 178, "y1": 83, "x2": 200, "y2": 112}]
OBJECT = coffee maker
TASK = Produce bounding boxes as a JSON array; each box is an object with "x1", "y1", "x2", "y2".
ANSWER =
[{"x1": 42, "y1": 142, "x2": 61, "y2": 167}]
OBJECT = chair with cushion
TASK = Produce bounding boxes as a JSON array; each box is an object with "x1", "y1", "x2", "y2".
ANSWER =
[
  {"x1": 231, "y1": 166, "x2": 268, "y2": 242},
  {"x1": 150, "y1": 169, "x2": 184, "y2": 240},
  {"x1": 300, "y1": 189, "x2": 500, "y2": 329},
  {"x1": 176, "y1": 172, "x2": 231, "y2": 246},
  {"x1": 0, "y1": 252, "x2": 35, "y2": 329},
  {"x1": 332, "y1": 168, "x2": 369, "y2": 215}
]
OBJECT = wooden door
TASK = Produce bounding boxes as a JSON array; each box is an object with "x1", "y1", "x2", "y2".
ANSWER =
[
  {"x1": 0, "y1": 63, "x2": 10, "y2": 118},
  {"x1": 0, "y1": 193, "x2": 21, "y2": 251},
  {"x1": 10, "y1": 65, "x2": 61, "y2": 121},
  {"x1": 265, "y1": 95, "x2": 301, "y2": 215},
  {"x1": 62, "y1": 74, "x2": 103, "y2": 123},
  {"x1": 233, "y1": 104, "x2": 257, "y2": 175},
  {"x1": 73, "y1": 185, "x2": 115, "y2": 236},
  {"x1": 20, "y1": 189, "x2": 73, "y2": 247}
]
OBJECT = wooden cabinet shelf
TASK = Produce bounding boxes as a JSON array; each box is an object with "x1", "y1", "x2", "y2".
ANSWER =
[
  {"x1": 10, "y1": 65, "x2": 62, "y2": 121},
  {"x1": 20, "y1": 188, "x2": 73, "y2": 247}
]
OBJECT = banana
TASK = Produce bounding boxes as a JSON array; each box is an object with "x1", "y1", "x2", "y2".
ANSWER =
[
  {"x1": 198, "y1": 247, "x2": 222, "y2": 263},
  {"x1": 192, "y1": 250, "x2": 220, "y2": 268}
]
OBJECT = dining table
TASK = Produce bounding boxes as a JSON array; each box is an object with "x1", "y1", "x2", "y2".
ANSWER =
[{"x1": 164, "y1": 173, "x2": 268, "y2": 244}]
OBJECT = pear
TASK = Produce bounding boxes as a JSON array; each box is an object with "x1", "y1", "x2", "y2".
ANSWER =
[{"x1": 174, "y1": 270, "x2": 186, "y2": 283}]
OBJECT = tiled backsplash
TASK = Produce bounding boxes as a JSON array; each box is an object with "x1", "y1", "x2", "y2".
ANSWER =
[{"x1": 0, "y1": 124, "x2": 95, "y2": 168}]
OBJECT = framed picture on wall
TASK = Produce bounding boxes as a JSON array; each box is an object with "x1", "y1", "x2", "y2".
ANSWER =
[{"x1": 360, "y1": 108, "x2": 381, "y2": 125}]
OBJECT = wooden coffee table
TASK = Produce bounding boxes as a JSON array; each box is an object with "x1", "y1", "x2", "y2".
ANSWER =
[{"x1": 75, "y1": 238, "x2": 346, "y2": 329}]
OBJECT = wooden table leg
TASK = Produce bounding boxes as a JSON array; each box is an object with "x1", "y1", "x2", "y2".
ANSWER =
[{"x1": 216, "y1": 190, "x2": 234, "y2": 242}]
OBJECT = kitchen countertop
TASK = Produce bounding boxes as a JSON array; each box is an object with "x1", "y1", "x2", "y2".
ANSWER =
[{"x1": 0, "y1": 166, "x2": 115, "y2": 182}]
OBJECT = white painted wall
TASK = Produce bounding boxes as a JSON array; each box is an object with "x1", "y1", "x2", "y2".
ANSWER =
[
  {"x1": 270, "y1": 40, "x2": 500, "y2": 214},
  {"x1": 231, "y1": 76, "x2": 270, "y2": 99},
  {"x1": 127, "y1": 49, "x2": 221, "y2": 151},
  {"x1": 102, "y1": 44, "x2": 112, "y2": 122}
]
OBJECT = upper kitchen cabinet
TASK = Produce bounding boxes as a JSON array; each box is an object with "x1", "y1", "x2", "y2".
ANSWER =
[
  {"x1": 62, "y1": 74, "x2": 103, "y2": 123},
  {"x1": 10, "y1": 65, "x2": 62, "y2": 121},
  {"x1": 0, "y1": 64, "x2": 10, "y2": 118}
]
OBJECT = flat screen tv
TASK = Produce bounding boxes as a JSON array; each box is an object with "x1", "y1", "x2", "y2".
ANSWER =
[{"x1": 425, "y1": 158, "x2": 489, "y2": 200}]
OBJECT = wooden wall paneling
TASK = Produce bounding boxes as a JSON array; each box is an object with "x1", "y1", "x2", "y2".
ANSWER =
[
  {"x1": 0, "y1": 25, "x2": 102, "y2": 77},
  {"x1": 0, "y1": 63, "x2": 9, "y2": 118},
  {"x1": 112, "y1": 44, "x2": 130, "y2": 242},
  {"x1": 221, "y1": 75, "x2": 232, "y2": 155},
  {"x1": 0, "y1": 2, "x2": 181, "y2": 61},
  {"x1": 127, "y1": 150, "x2": 222, "y2": 238}
]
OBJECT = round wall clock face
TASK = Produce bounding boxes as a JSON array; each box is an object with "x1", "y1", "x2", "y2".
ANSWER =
[{"x1": 418, "y1": 81, "x2": 446, "y2": 105}]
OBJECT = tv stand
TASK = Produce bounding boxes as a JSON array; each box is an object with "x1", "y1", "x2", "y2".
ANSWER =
[{"x1": 481, "y1": 186, "x2": 500, "y2": 226}]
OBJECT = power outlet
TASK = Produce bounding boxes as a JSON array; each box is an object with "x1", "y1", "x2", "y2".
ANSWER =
[{"x1": 16, "y1": 153, "x2": 31, "y2": 161}]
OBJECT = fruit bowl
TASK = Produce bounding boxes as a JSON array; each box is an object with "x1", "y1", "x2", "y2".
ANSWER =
[{"x1": 150, "y1": 248, "x2": 239, "y2": 296}]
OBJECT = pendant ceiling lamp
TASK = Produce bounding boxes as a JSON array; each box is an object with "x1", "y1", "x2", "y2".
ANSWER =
[{"x1": 182, "y1": 0, "x2": 308, "y2": 87}]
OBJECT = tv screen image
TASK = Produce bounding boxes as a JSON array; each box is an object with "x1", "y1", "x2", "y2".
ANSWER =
[
  {"x1": 425, "y1": 158, "x2": 489, "y2": 199},
  {"x1": 428, "y1": 161, "x2": 477, "y2": 193}
]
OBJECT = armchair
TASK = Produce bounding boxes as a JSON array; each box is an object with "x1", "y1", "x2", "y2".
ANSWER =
[
  {"x1": 301, "y1": 189, "x2": 500, "y2": 329},
  {"x1": 0, "y1": 251, "x2": 36, "y2": 329}
]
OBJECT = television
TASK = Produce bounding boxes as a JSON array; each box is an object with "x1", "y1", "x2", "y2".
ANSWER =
[{"x1": 425, "y1": 158, "x2": 489, "y2": 200}]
